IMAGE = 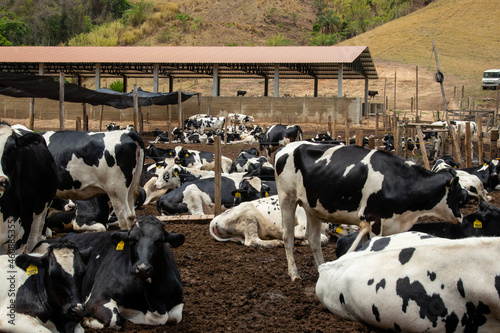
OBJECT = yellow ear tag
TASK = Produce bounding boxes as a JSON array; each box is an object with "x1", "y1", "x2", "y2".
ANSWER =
[
  {"x1": 174, "y1": 171, "x2": 178, "y2": 176},
  {"x1": 473, "y1": 219, "x2": 483, "y2": 229},
  {"x1": 169, "y1": 152, "x2": 173, "y2": 156},
  {"x1": 27, "y1": 264, "x2": 38, "y2": 276},
  {"x1": 185, "y1": 153, "x2": 189, "y2": 157},
  {"x1": 116, "y1": 240, "x2": 125, "y2": 250},
  {"x1": 157, "y1": 165, "x2": 163, "y2": 169},
  {"x1": 265, "y1": 191, "x2": 269, "y2": 197},
  {"x1": 235, "y1": 192, "x2": 241, "y2": 198},
  {"x1": 484, "y1": 163, "x2": 488, "y2": 167}
]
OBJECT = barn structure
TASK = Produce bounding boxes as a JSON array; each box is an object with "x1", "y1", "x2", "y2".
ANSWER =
[{"x1": 0, "y1": 46, "x2": 378, "y2": 125}]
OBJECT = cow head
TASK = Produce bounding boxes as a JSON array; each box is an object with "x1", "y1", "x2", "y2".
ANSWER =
[
  {"x1": 16, "y1": 241, "x2": 90, "y2": 321},
  {"x1": 232, "y1": 177, "x2": 271, "y2": 206},
  {"x1": 110, "y1": 215, "x2": 184, "y2": 282},
  {"x1": 155, "y1": 164, "x2": 182, "y2": 190}
]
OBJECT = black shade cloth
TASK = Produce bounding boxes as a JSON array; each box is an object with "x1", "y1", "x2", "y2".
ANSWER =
[{"x1": 0, "y1": 72, "x2": 196, "y2": 109}]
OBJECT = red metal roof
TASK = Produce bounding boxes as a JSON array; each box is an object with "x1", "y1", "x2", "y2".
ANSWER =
[{"x1": 0, "y1": 46, "x2": 378, "y2": 80}]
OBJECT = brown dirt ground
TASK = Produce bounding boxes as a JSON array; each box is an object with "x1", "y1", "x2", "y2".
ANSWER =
[{"x1": 52, "y1": 123, "x2": 492, "y2": 333}]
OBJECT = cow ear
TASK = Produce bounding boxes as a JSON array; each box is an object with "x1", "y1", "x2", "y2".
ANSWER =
[
  {"x1": 15, "y1": 253, "x2": 45, "y2": 272},
  {"x1": 79, "y1": 247, "x2": 93, "y2": 265},
  {"x1": 448, "y1": 177, "x2": 460, "y2": 190},
  {"x1": 110, "y1": 231, "x2": 128, "y2": 245},
  {"x1": 16, "y1": 132, "x2": 43, "y2": 147},
  {"x1": 164, "y1": 231, "x2": 185, "y2": 248},
  {"x1": 231, "y1": 190, "x2": 242, "y2": 197}
]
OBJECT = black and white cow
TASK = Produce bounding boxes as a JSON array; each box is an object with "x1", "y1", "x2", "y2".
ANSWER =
[
  {"x1": 45, "y1": 194, "x2": 111, "y2": 233},
  {"x1": 37, "y1": 215, "x2": 184, "y2": 329},
  {"x1": 0, "y1": 242, "x2": 89, "y2": 332},
  {"x1": 152, "y1": 128, "x2": 169, "y2": 143},
  {"x1": 234, "y1": 148, "x2": 275, "y2": 180},
  {"x1": 171, "y1": 128, "x2": 208, "y2": 144},
  {"x1": 0, "y1": 123, "x2": 58, "y2": 254},
  {"x1": 209, "y1": 195, "x2": 333, "y2": 248},
  {"x1": 462, "y1": 159, "x2": 500, "y2": 192},
  {"x1": 430, "y1": 157, "x2": 490, "y2": 203},
  {"x1": 145, "y1": 144, "x2": 175, "y2": 162},
  {"x1": 156, "y1": 174, "x2": 247, "y2": 215},
  {"x1": 336, "y1": 200, "x2": 500, "y2": 258},
  {"x1": 42, "y1": 129, "x2": 144, "y2": 230},
  {"x1": 316, "y1": 232, "x2": 500, "y2": 332},
  {"x1": 174, "y1": 147, "x2": 234, "y2": 173},
  {"x1": 308, "y1": 132, "x2": 340, "y2": 144},
  {"x1": 274, "y1": 142, "x2": 463, "y2": 280},
  {"x1": 231, "y1": 176, "x2": 276, "y2": 205},
  {"x1": 184, "y1": 115, "x2": 225, "y2": 134},
  {"x1": 258, "y1": 124, "x2": 303, "y2": 162},
  {"x1": 227, "y1": 113, "x2": 254, "y2": 127}
]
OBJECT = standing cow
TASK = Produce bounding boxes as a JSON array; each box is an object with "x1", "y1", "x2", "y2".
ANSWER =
[
  {"x1": 42, "y1": 129, "x2": 144, "y2": 230},
  {"x1": 275, "y1": 142, "x2": 463, "y2": 281},
  {"x1": 316, "y1": 232, "x2": 500, "y2": 332},
  {"x1": 0, "y1": 122, "x2": 58, "y2": 254}
]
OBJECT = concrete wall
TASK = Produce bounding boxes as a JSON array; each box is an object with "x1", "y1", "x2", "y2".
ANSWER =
[{"x1": 0, "y1": 95, "x2": 363, "y2": 125}]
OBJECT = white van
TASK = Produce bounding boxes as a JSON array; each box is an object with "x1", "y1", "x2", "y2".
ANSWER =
[{"x1": 482, "y1": 69, "x2": 500, "y2": 90}]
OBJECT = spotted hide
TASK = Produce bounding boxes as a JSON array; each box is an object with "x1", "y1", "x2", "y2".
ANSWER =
[
  {"x1": 0, "y1": 123, "x2": 58, "y2": 254},
  {"x1": 0, "y1": 242, "x2": 89, "y2": 333},
  {"x1": 38, "y1": 215, "x2": 185, "y2": 330},
  {"x1": 316, "y1": 232, "x2": 500, "y2": 333},
  {"x1": 274, "y1": 142, "x2": 463, "y2": 280},
  {"x1": 209, "y1": 195, "x2": 332, "y2": 248},
  {"x1": 42, "y1": 129, "x2": 144, "y2": 230}
]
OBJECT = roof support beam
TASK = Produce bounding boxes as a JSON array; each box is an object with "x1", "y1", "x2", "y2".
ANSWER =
[
  {"x1": 338, "y1": 63, "x2": 343, "y2": 97},
  {"x1": 153, "y1": 64, "x2": 159, "y2": 93},
  {"x1": 364, "y1": 77, "x2": 369, "y2": 117},
  {"x1": 213, "y1": 64, "x2": 219, "y2": 97},
  {"x1": 314, "y1": 78, "x2": 318, "y2": 97},
  {"x1": 95, "y1": 63, "x2": 101, "y2": 90},
  {"x1": 274, "y1": 64, "x2": 279, "y2": 97}
]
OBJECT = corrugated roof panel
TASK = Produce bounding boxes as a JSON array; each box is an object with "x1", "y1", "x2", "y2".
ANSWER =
[{"x1": 0, "y1": 45, "x2": 378, "y2": 79}]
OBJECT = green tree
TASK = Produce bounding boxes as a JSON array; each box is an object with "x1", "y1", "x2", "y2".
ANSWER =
[
  {"x1": 0, "y1": 14, "x2": 30, "y2": 45},
  {"x1": 265, "y1": 32, "x2": 291, "y2": 46}
]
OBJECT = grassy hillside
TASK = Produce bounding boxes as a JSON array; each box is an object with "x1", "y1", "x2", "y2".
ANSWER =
[{"x1": 340, "y1": 0, "x2": 500, "y2": 84}]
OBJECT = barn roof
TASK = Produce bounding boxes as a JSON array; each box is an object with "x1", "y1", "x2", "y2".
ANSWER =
[{"x1": 0, "y1": 46, "x2": 378, "y2": 80}]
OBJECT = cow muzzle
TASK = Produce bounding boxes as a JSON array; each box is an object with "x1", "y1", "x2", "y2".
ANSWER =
[
  {"x1": 131, "y1": 262, "x2": 153, "y2": 281},
  {"x1": 0, "y1": 176, "x2": 9, "y2": 196},
  {"x1": 64, "y1": 303, "x2": 86, "y2": 320}
]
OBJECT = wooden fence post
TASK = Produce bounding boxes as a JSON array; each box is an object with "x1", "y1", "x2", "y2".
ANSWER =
[
  {"x1": 478, "y1": 116, "x2": 484, "y2": 165},
  {"x1": 355, "y1": 129, "x2": 363, "y2": 147},
  {"x1": 214, "y1": 136, "x2": 222, "y2": 216},
  {"x1": 490, "y1": 129, "x2": 499, "y2": 160},
  {"x1": 416, "y1": 126, "x2": 430, "y2": 170},
  {"x1": 465, "y1": 121, "x2": 472, "y2": 168}
]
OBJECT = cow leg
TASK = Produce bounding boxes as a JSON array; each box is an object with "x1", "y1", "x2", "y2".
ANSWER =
[
  {"x1": 305, "y1": 211, "x2": 325, "y2": 267},
  {"x1": 346, "y1": 221, "x2": 371, "y2": 253},
  {"x1": 280, "y1": 196, "x2": 300, "y2": 281},
  {"x1": 242, "y1": 217, "x2": 283, "y2": 248},
  {"x1": 83, "y1": 298, "x2": 123, "y2": 329},
  {"x1": 0, "y1": 313, "x2": 53, "y2": 333},
  {"x1": 108, "y1": 191, "x2": 135, "y2": 230}
]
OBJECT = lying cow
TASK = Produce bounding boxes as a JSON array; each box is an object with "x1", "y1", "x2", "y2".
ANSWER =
[
  {"x1": 184, "y1": 115, "x2": 225, "y2": 134},
  {"x1": 156, "y1": 173, "x2": 259, "y2": 215},
  {"x1": 0, "y1": 242, "x2": 89, "y2": 332},
  {"x1": 336, "y1": 200, "x2": 500, "y2": 258},
  {"x1": 275, "y1": 142, "x2": 463, "y2": 281},
  {"x1": 45, "y1": 194, "x2": 111, "y2": 233},
  {"x1": 316, "y1": 232, "x2": 500, "y2": 332},
  {"x1": 36, "y1": 215, "x2": 185, "y2": 329},
  {"x1": 209, "y1": 195, "x2": 334, "y2": 248},
  {"x1": 42, "y1": 129, "x2": 144, "y2": 230}
]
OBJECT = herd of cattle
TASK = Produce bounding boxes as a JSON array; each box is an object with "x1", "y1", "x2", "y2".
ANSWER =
[{"x1": 1, "y1": 113, "x2": 500, "y2": 332}]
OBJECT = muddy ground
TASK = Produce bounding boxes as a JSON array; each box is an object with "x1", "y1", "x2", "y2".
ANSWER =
[{"x1": 69, "y1": 122, "x2": 495, "y2": 333}]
